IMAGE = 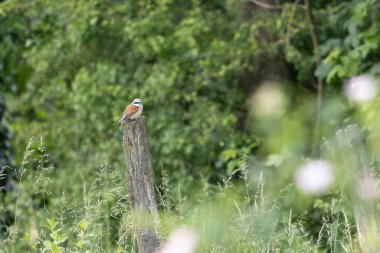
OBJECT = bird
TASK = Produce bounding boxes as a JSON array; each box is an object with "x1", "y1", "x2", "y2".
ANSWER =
[{"x1": 114, "y1": 98, "x2": 143, "y2": 125}]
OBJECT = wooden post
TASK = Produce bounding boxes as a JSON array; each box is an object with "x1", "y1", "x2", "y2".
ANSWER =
[
  {"x1": 336, "y1": 125, "x2": 379, "y2": 253},
  {"x1": 122, "y1": 117, "x2": 160, "y2": 253}
]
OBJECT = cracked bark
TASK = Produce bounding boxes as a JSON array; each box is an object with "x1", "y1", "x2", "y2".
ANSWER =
[{"x1": 122, "y1": 117, "x2": 160, "y2": 253}]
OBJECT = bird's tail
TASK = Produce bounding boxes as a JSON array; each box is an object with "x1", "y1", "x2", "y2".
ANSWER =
[{"x1": 114, "y1": 115, "x2": 126, "y2": 125}]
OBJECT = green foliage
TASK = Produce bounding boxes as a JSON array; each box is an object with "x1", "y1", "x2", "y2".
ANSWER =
[
  {"x1": 2, "y1": 0, "x2": 259, "y2": 183},
  {"x1": 282, "y1": 0, "x2": 380, "y2": 87},
  {"x1": 1, "y1": 0, "x2": 380, "y2": 252},
  {"x1": 0, "y1": 94, "x2": 13, "y2": 189},
  {"x1": 1, "y1": 141, "x2": 360, "y2": 252}
]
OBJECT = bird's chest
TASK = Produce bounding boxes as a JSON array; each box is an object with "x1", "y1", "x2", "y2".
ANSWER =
[{"x1": 130, "y1": 106, "x2": 143, "y2": 119}]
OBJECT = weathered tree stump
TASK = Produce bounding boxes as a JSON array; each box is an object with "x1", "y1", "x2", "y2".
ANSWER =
[
  {"x1": 336, "y1": 124, "x2": 379, "y2": 253},
  {"x1": 122, "y1": 117, "x2": 160, "y2": 253}
]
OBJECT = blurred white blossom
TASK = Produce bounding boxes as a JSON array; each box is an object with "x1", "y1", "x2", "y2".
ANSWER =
[
  {"x1": 250, "y1": 82, "x2": 287, "y2": 117},
  {"x1": 158, "y1": 227, "x2": 198, "y2": 253},
  {"x1": 295, "y1": 160, "x2": 334, "y2": 195},
  {"x1": 356, "y1": 173, "x2": 378, "y2": 200},
  {"x1": 344, "y1": 75, "x2": 378, "y2": 103},
  {"x1": 30, "y1": 228, "x2": 39, "y2": 243}
]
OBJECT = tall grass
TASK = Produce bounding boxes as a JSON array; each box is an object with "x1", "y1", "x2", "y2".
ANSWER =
[{"x1": 0, "y1": 135, "x2": 362, "y2": 253}]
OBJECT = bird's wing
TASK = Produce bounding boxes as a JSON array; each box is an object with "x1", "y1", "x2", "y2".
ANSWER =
[
  {"x1": 114, "y1": 104, "x2": 140, "y2": 125},
  {"x1": 123, "y1": 104, "x2": 140, "y2": 119}
]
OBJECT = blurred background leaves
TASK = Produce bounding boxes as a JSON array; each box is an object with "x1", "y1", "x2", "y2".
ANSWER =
[{"x1": 1, "y1": 0, "x2": 380, "y2": 252}]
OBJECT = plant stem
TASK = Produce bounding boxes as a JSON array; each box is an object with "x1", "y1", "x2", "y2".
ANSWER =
[{"x1": 304, "y1": 0, "x2": 323, "y2": 157}]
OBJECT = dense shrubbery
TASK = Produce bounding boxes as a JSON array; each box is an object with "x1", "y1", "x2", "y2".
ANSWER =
[{"x1": 1, "y1": 0, "x2": 380, "y2": 252}]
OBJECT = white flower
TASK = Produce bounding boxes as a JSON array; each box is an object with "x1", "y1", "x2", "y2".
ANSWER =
[
  {"x1": 344, "y1": 75, "x2": 378, "y2": 103},
  {"x1": 250, "y1": 82, "x2": 287, "y2": 117},
  {"x1": 295, "y1": 160, "x2": 334, "y2": 195},
  {"x1": 158, "y1": 227, "x2": 198, "y2": 253}
]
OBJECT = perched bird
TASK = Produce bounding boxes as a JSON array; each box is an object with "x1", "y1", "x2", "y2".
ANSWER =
[{"x1": 114, "y1": 98, "x2": 143, "y2": 125}]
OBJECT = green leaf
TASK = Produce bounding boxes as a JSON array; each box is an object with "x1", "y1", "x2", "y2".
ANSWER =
[{"x1": 315, "y1": 62, "x2": 332, "y2": 79}]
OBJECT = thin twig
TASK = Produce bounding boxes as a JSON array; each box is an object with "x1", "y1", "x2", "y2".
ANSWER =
[
  {"x1": 304, "y1": 0, "x2": 323, "y2": 157},
  {"x1": 304, "y1": 0, "x2": 321, "y2": 65},
  {"x1": 285, "y1": 0, "x2": 301, "y2": 47}
]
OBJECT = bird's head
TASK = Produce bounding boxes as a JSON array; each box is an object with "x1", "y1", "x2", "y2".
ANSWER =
[{"x1": 132, "y1": 98, "x2": 142, "y2": 106}]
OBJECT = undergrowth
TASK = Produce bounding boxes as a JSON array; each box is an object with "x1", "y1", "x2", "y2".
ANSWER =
[{"x1": 0, "y1": 137, "x2": 359, "y2": 252}]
